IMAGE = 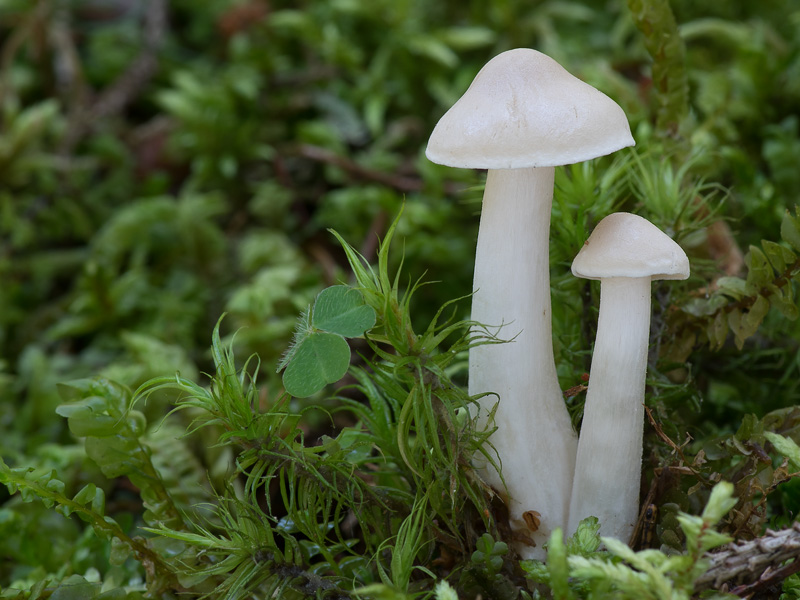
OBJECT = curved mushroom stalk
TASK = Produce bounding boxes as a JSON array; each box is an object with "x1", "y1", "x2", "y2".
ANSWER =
[
  {"x1": 567, "y1": 213, "x2": 689, "y2": 542},
  {"x1": 425, "y1": 48, "x2": 635, "y2": 559},
  {"x1": 566, "y1": 276, "x2": 651, "y2": 540},
  {"x1": 470, "y1": 166, "x2": 576, "y2": 552}
]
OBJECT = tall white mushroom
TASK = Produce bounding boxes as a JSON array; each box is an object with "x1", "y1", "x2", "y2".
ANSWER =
[
  {"x1": 425, "y1": 48, "x2": 634, "y2": 557},
  {"x1": 567, "y1": 212, "x2": 689, "y2": 542}
]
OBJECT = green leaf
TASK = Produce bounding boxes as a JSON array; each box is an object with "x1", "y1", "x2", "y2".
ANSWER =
[
  {"x1": 701, "y1": 481, "x2": 737, "y2": 524},
  {"x1": 781, "y1": 208, "x2": 800, "y2": 252},
  {"x1": 85, "y1": 435, "x2": 141, "y2": 479},
  {"x1": 282, "y1": 332, "x2": 350, "y2": 397},
  {"x1": 364, "y1": 94, "x2": 388, "y2": 136},
  {"x1": 434, "y1": 580, "x2": 459, "y2": 600},
  {"x1": 709, "y1": 310, "x2": 727, "y2": 349},
  {"x1": 567, "y1": 516, "x2": 601, "y2": 554},
  {"x1": 312, "y1": 286, "x2": 376, "y2": 337},
  {"x1": 474, "y1": 532, "x2": 494, "y2": 555},
  {"x1": 735, "y1": 413, "x2": 760, "y2": 442},
  {"x1": 600, "y1": 536, "x2": 640, "y2": 565},
  {"x1": 73, "y1": 484, "x2": 104, "y2": 514},
  {"x1": 406, "y1": 35, "x2": 458, "y2": 68},
  {"x1": 437, "y1": 26, "x2": 496, "y2": 50},
  {"x1": 546, "y1": 529, "x2": 573, "y2": 600},
  {"x1": 56, "y1": 379, "x2": 97, "y2": 403},
  {"x1": 770, "y1": 285, "x2": 799, "y2": 320},
  {"x1": 109, "y1": 537, "x2": 131, "y2": 566},
  {"x1": 745, "y1": 246, "x2": 772, "y2": 295},
  {"x1": 96, "y1": 589, "x2": 128, "y2": 600},
  {"x1": 56, "y1": 397, "x2": 125, "y2": 437},
  {"x1": 762, "y1": 240, "x2": 795, "y2": 273},
  {"x1": 49, "y1": 575, "x2": 101, "y2": 600},
  {"x1": 352, "y1": 584, "x2": 414, "y2": 600},
  {"x1": 741, "y1": 294, "x2": 770, "y2": 335},
  {"x1": 716, "y1": 276, "x2": 746, "y2": 300},
  {"x1": 727, "y1": 308, "x2": 745, "y2": 349},
  {"x1": 519, "y1": 557, "x2": 549, "y2": 583},
  {"x1": 727, "y1": 294, "x2": 769, "y2": 349},
  {"x1": 765, "y1": 431, "x2": 800, "y2": 470}
]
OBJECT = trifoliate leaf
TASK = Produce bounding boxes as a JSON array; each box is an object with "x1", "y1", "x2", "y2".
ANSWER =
[
  {"x1": 276, "y1": 307, "x2": 312, "y2": 373},
  {"x1": 282, "y1": 332, "x2": 350, "y2": 398},
  {"x1": 312, "y1": 285, "x2": 376, "y2": 337}
]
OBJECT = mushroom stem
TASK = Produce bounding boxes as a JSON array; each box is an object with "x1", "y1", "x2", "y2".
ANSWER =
[
  {"x1": 567, "y1": 276, "x2": 651, "y2": 541},
  {"x1": 471, "y1": 166, "x2": 578, "y2": 558}
]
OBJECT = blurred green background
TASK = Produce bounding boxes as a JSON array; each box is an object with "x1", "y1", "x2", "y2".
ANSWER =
[{"x1": 1, "y1": 0, "x2": 800, "y2": 592}]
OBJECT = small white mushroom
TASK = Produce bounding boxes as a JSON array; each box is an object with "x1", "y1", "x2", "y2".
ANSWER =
[
  {"x1": 567, "y1": 212, "x2": 689, "y2": 542},
  {"x1": 426, "y1": 48, "x2": 634, "y2": 558}
]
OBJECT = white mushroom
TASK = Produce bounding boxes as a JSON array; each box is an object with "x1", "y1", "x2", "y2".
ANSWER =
[
  {"x1": 567, "y1": 212, "x2": 689, "y2": 542},
  {"x1": 426, "y1": 48, "x2": 634, "y2": 557}
]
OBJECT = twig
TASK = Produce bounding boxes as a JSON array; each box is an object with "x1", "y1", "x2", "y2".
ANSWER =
[
  {"x1": 645, "y1": 406, "x2": 710, "y2": 485},
  {"x1": 0, "y1": 1, "x2": 50, "y2": 108},
  {"x1": 695, "y1": 522, "x2": 800, "y2": 594},
  {"x1": 296, "y1": 144, "x2": 465, "y2": 195},
  {"x1": 298, "y1": 144, "x2": 424, "y2": 193},
  {"x1": 731, "y1": 459, "x2": 798, "y2": 539},
  {"x1": 630, "y1": 463, "x2": 679, "y2": 548},
  {"x1": 728, "y1": 558, "x2": 800, "y2": 598},
  {"x1": 90, "y1": 0, "x2": 167, "y2": 120},
  {"x1": 61, "y1": 0, "x2": 168, "y2": 151}
]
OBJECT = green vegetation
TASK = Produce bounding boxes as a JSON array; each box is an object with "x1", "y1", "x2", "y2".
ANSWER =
[{"x1": 2, "y1": 0, "x2": 800, "y2": 598}]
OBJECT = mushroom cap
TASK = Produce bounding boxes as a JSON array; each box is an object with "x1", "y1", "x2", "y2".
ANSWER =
[
  {"x1": 425, "y1": 48, "x2": 635, "y2": 170},
  {"x1": 572, "y1": 212, "x2": 690, "y2": 281}
]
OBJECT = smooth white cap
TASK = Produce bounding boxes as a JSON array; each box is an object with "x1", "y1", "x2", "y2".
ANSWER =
[
  {"x1": 425, "y1": 48, "x2": 635, "y2": 170},
  {"x1": 572, "y1": 212, "x2": 690, "y2": 280}
]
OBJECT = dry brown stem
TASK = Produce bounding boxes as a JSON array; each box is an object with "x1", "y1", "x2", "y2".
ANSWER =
[{"x1": 696, "y1": 522, "x2": 800, "y2": 596}]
